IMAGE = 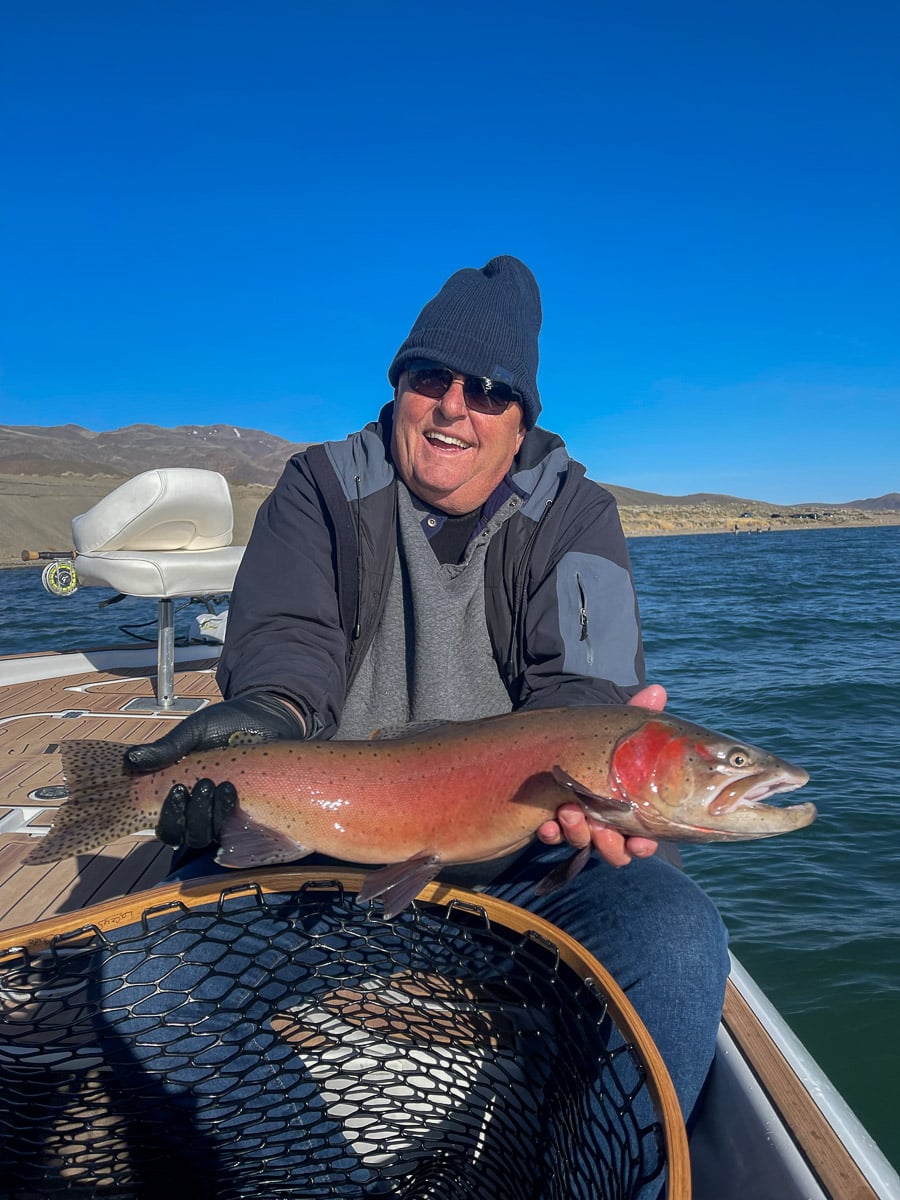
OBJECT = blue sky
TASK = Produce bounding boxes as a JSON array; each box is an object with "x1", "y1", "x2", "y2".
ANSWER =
[{"x1": 1, "y1": 1, "x2": 897, "y2": 504}]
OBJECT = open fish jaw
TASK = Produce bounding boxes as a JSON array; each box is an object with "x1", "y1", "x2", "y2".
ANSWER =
[
  {"x1": 706, "y1": 761, "x2": 810, "y2": 817},
  {"x1": 708, "y1": 764, "x2": 809, "y2": 812}
]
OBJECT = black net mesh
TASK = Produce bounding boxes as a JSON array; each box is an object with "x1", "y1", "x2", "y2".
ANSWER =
[{"x1": 0, "y1": 878, "x2": 669, "y2": 1200}]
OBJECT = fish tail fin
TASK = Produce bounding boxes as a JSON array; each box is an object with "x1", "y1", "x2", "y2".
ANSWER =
[{"x1": 25, "y1": 740, "x2": 150, "y2": 864}]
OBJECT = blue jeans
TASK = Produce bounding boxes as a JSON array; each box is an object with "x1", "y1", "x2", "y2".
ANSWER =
[{"x1": 481, "y1": 840, "x2": 730, "y2": 1126}]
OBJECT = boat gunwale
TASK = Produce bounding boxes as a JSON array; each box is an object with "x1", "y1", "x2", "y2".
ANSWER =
[{"x1": 723, "y1": 956, "x2": 900, "y2": 1199}]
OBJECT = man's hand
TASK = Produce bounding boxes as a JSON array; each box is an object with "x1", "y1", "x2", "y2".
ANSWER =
[
  {"x1": 124, "y1": 692, "x2": 306, "y2": 774},
  {"x1": 536, "y1": 685, "x2": 666, "y2": 868},
  {"x1": 124, "y1": 692, "x2": 306, "y2": 851},
  {"x1": 155, "y1": 778, "x2": 239, "y2": 848}
]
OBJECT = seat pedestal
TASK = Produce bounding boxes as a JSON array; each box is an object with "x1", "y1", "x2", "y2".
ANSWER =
[{"x1": 120, "y1": 598, "x2": 209, "y2": 713}]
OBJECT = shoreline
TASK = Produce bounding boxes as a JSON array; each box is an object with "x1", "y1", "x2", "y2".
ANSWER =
[
  {"x1": 4, "y1": 512, "x2": 898, "y2": 569},
  {"x1": 0, "y1": 472, "x2": 897, "y2": 567},
  {"x1": 619, "y1": 508, "x2": 900, "y2": 538}
]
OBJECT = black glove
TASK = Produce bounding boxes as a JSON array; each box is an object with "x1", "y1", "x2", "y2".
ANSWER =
[
  {"x1": 156, "y1": 778, "x2": 239, "y2": 848},
  {"x1": 123, "y1": 691, "x2": 306, "y2": 851},
  {"x1": 124, "y1": 691, "x2": 306, "y2": 773}
]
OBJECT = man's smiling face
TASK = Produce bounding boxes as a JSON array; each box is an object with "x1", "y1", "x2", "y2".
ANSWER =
[{"x1": 390, "y1": 369, "x2": 526, "y2": 514}]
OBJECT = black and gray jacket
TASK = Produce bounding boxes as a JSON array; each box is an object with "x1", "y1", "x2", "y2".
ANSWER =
[{"x1": 216, "y1": 406, "x2": 646, "y2": 739}]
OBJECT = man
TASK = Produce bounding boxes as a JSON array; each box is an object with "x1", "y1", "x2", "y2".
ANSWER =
[{"x1": 127, "y1": 256, "x2": 728, "y2": 1129}]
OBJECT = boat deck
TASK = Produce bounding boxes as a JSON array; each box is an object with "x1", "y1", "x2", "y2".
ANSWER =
[{"x1": 0, "y1": 650, "x2": 221, "y2": 930}]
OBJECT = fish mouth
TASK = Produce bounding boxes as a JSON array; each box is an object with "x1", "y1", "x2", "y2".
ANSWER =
[
  {"x1": 709, "y1": 767, "x2": 809, "y2": 815},
  {"x1": 702, "y1": 766, "x2": 815, "y2": 835}
]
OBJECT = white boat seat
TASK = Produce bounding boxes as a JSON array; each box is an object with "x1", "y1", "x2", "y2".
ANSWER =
[
  {"x1": 71, "y1": 468, "x2": 245, "y2": 711},
  {"x1": 72, "y1": 547, "x2": 245, "y2": 599}
]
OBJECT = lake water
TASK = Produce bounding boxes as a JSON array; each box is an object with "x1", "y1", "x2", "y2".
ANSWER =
[
  {"x1": 629, "y1": 525, "x2": 900, "y2": 1173},
  {"x1": 2, "y1": 525, "x2": 899, "y2": 1171}
]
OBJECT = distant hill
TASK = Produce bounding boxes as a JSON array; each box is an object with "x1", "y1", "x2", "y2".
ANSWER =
[
  {"x1": 0, "y1": 423, "x2": 896, "y2": 511},
  {"x1": 598, "y1": 483, "x2": 763, "y2": 508},
  {"x1": 0, "y1": 423, "x2": 309, "y2": 487},
  {"x1": 839, "y1": 493, "x2": 900, "y2": 511}
]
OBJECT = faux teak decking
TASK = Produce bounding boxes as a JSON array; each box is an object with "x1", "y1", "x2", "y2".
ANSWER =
[{"x1": 0, "y1": 654, "x2": 222, "y2": 930}]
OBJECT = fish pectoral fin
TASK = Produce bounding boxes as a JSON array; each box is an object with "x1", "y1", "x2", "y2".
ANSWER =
[
  {"x1": 214, "y1": 813, "x2": 312, "y2": 868},
  {"x1": 551, "y1": 766, "x2": 632, "y2": 813},
  {"x1": 534, "y1": 845, "x2": 593, "y2": 896},
  {"x1": 357, "y1": 854, "x2": 441, "y2": 919}
]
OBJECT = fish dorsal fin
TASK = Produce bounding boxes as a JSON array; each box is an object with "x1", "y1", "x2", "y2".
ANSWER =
[
  {"x1": 369, "y1": 720, "x2": 451, "y2": 741},
  {"x1": 551, "y1": 766, "x2": 632, "y2": 812},
  {"x1": 227, "y1": 730, "x2": 273, "y2": 747}
]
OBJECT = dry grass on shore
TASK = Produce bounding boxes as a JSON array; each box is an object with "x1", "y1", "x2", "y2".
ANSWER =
[{"x1": 618, "y1": 503, "x2": 900, "y2": 538}]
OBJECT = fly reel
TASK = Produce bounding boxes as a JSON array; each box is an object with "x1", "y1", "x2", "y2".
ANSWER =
[{"x1": 40, "y1": 559, "x2": 79, "y2": 596}]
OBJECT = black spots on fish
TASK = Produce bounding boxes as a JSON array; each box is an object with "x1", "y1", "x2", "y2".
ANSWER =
[{"x1": 60, "y1": 740, "x2": 134, "y2": 805}]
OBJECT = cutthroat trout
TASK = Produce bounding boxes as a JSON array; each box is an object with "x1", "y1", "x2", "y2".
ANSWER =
[{"x1": 26, "y1": 706, "x2": 814, "y2": 915}]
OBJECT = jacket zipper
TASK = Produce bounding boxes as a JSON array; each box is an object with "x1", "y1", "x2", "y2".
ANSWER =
[
  {"x1": 506, "y1": 498, "x2": 553, "y2": 684},
  {"x1": 576, "y1": 570, "x2": 593, "y2": 667},
  {"x1": 352, "y1": 474, "x2": 362, "y2": 640}
]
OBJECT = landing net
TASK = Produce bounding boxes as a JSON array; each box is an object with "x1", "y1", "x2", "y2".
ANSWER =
[{"x1": 0, "y1": 871, "x2": 687, "y2": 1199}]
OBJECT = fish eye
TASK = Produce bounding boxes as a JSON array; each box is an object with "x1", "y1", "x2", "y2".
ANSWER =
[{"x1": 728, "y1": 748, "x2": 751, "y2": 768}]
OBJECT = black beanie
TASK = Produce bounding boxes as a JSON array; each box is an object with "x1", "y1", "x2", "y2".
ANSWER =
[{"x1": 388, "y1": 255, "x2": 543, "y2": 429}]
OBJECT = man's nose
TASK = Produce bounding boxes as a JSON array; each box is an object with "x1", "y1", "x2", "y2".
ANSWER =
[{"x1": 436, "y1": 377, "x2": 468, "y2": 418}]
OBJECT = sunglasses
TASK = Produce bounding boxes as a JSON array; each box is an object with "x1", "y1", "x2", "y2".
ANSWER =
[{"x1": 405, "y1": 362, "x2": 522, "y2": 416}]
